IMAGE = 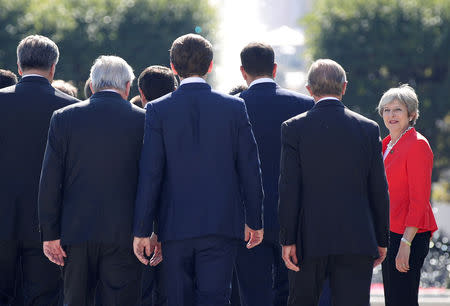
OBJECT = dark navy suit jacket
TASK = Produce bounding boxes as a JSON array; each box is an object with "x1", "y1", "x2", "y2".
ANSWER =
[
  {"x1": 133, "y1": 82, "x2": 264, "y2": 242},
  {"x1": 38, "y1": 91, "x2": 145, "y2": 246},
  {"x1": 279, "y1": 99, "x2": 389, "y2": 259},
  {"x1": 0, "y1": 76, "x2": 78, "y2": 242},
  {"x1": 240, "y1": 82, "x2": 314, "y2": 242}
]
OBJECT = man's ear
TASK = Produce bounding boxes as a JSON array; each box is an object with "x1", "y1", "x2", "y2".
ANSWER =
[
  {"x1": 48, "y1": 63, "x2": 56, "y2": 82},
  {"x1": 89, "y1": 83, "x2": 95, "y2": 94},
  {"x1": 207, "y1": 60, "x2": 213, "y2": 73},
  {"x1": 170, "y1": 62, "x2": 178, "y2": 75},
  {"x1": 342, "y1": 81, "x2": 348, "y2": 96},
  {"x1": 272, "y1": 63, "x2": 277, "y2": 78},
  {"x1": 306, "y1": 85, "x2": 314, "y2": 97},
  {"x1": 17, "y1": 62, "x2": 23, "y2": 76},
  {"x1": 124, "y1": 81, "x2": 131, "y2": 99},
  {"x1": 138, "y1": 87, "x2": 147, "y2": 103},
  {"x1": 240, "y1": 66, "x2": 247, "y2": 81}
]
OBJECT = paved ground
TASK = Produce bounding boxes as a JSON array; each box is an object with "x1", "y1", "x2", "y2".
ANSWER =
[{"x1": 370, "y1": 284, "x2": 450, "y2": 305}]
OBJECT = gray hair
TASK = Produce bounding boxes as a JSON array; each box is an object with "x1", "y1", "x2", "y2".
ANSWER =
[
  {"x1": 17, "y1": 35, "x2": 59, "y2": 71},
  {"x1": 89, "y1": 55, "x2": 135, "y2": 93},
  {"x1": 377, "y1": 84, "x2": 419, "y2": 126},
  {"x1": 306, "y1": 59, "x2": 347, "y2": 97}
]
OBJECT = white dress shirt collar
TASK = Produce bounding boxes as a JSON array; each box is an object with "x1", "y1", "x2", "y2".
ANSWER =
[
  {"x1": 180, "y1": 77, "x2": 207, "y2": 86},
  {"x1": 248, "y1": 78, "x2": 275, "y2": 88},
  {"x1": 99, "y1": 89, "x2": 121, "y2": 94},
  {"x1": 316, "y1": 96, "x2": 340, "y2": 103},
  {"x1": 21, "y1": 74, "x2": 46, "y2": 79}
]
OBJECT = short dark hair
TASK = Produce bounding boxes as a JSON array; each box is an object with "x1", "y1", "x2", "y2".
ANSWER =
[
  {"x1": 170, "y1": 34, "x2": 213, "y2": 78},
  {"x1": 17, "y1": 35, "x2": 59, "y2": 71},
  {"x1": 84, "y1": 77, "x2": 93, "y2": 99},
  {"x1": 138, "y1": 65, "x2": 177, "y2": 101},
  {"x1": 0, "y1": 69, "x2": 18, "y2": 89},
  {"x1": 52, "y1": 79, "x2": 78, "y2": 97},
  {"x1": 240, "y1": 42, "x2": 275, "y2": 77},
  {"x1": 228, "y1": 84, "x2": 248, "y2": 95}
]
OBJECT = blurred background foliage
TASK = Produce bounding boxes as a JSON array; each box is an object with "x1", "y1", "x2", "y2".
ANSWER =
[
  {"x1": 0, "y1": 0, "x2": 448, "y2": 188},
  {"x1": 303, "y1": 0, "x2": 450, "y2": 184},
  {"x1": 0, "y1": 0, "x2": 216, "y2": 95}
]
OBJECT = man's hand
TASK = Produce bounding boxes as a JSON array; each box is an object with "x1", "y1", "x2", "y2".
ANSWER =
[
  {"x1": 374, "y1": 246, "x2": 387, "y2": 267},
  {"x1": 282, "y1": 244, "x2": 300, "y2": 272},
  {"x1": 133, "y1": 236, "x2": 154, "y2": 265},
  {"x1": 149, "y1": 232, "x2": 163, "y2": 266},
  {"x1": 244, "y1": 224, "x2": 264, "y2": 249},
  {"x1": 43, "y1": 240, "x2": 66, "y2": 266}
]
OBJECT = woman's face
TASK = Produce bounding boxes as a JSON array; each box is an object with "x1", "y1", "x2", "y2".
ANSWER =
[{"x1": 382, "y1": 100, "x2": 413, "y2": 136}]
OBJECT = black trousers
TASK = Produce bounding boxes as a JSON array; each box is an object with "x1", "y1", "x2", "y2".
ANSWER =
[
  {"x1": 62, "y1": 242, "x2": 141, "y2": 306},
  {"x1": 233, "y1": 239, "x2": 288, "y2": 306},
  {"x1": 0, "y1": 240, "x2": 61, "y2": 306},
  {"x1": 141, "y1": 263, "x2": 167, "y2": 306},
  {"x1": 382, "y1": 231, "x2": 430, "y2": 306},
  {"x1": 287, "y1": 254, "x2": 374, "y2": 306},
  {"x1": 161, "y1": 235, "x2": 237, "y2": 306}
]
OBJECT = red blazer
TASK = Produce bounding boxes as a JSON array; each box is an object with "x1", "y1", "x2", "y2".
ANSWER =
[{"x1": 382, "y1": 128, "x2": 438, "y2": 235}]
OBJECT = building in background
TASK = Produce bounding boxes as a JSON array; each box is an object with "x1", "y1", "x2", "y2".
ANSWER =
[{"x1": 211, "y1": 0, "x2": 313, "y2": 92}]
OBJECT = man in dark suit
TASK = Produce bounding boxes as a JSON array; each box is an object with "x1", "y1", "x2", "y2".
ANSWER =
[
  {"x1": 133, "y1": 34, "x2": 264, "y2": 306},
  {"x1": 38, "y1": 55, "x2": 146, "y2": 305},
  {"x1": 278, "y1": 59, "x2": 390, "y2": 306},
  {"x1": 0, "y1": 35, "x2": 79, "y2": 306},
  {"x1": 136, "y1": 64, "x2": 178, "y2": 306},
  {"x1": 234, "y1": 42, "x2": 314, "y2": 306}
]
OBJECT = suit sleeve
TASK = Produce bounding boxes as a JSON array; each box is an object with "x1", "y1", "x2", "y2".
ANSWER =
[
  {"x1": 405, "y1": 140, "x2": 433, "y2": 228},
  {"x1": 38, "y1": 112, "x2": 65, "y2": 241},
  {"x1": 278, "y1": 121, "x2": 302, "y2": 246},
  {"x1": 133, "y1": 103, "x2": 165, "y2": 237},
  {"x1": 367, "y1": 124, "x2": 390, "y2": 247},
  {"x1": 236, "y1": 101, "x2": 264, "y2": 230}
]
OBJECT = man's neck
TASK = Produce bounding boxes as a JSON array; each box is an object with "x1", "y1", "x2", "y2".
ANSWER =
[
  {"x1": 246, "y1": 75, "x2": 273, "y2": 87},
  {"x1": 314, "y1": 95, "x2": 342, "y2": 103},
  {"x1": 178, "y1": 75, "x2": 206, "y2": 81},
  {"x1": 96, "y1": 88, "x2": 128, "y2": 100},
  {"x1": 247, "y1": 76, "x2": 275, "y2": 88},
  {"x1": 21, "y1": 69, "x2": 51, "y2": 82},
  {"x1": 179, "y1": 76, "x2": 207, "y2": 86}
]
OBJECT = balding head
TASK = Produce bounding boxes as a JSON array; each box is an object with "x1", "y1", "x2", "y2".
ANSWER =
[{"x1": 306, "y1": 59, "x2": 347, "y2": 98}]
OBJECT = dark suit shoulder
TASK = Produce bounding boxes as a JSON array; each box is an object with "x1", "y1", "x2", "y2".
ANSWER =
[
  {"x1": 52, "y1": 100, "x2": 90, "y2": 117},
  {"x1": 282, "y1": 108, "x2": 310, "y2": 127},
  {"x1": 131, "y1": 103, "x2": 146, "y2": 115},
  {"x1": 147, "y1": 91, "x2": 174, "y2": 106},
  {"x1": 344, "y1": 108, "x2": 380, "y2": 132},
  {"x1": 0, "y1": 82, "x2": 79, "y2": 108},
  {"x1": 212, "y1": 89, "x2": 246, "y2": 106},
  {"x1": 275, "y1": 87, "x2": 313, "y2": 102},
  {"x1": 241, "y1": 83, "x2": 312, "y2": 102},
  {"x1": 152, "y1": 86, "x2": 245, "y2": 112},
  {"x1": 53, "y1": 88, "x2": 81, "y2": 104}
]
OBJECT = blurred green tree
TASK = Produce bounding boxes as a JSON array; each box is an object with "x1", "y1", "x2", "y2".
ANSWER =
[
  {"x1": 302, "y1": 0, "x2": 449, "y2": 180},
  {"x1": 0, "y1": 0, "x2": 216, "y2": 96}
]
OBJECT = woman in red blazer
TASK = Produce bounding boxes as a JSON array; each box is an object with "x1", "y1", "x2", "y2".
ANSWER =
[{"x1": 377, "y1": 84, "x2": 438, "y2": 306}]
